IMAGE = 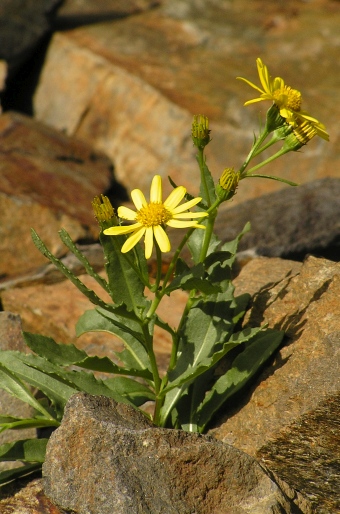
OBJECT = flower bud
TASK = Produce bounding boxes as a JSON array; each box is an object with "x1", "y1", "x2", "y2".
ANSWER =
[
  {"x1": 282, "y1": 119, "x2": 317, "y2": 152},
  {"x1": 192, "y1": 115, "x2": 211, "y2": 149},
  {"x1": 216, "y1": 167, "x2": 241, "y2": 202},
  {"x1": 92, "y1": 195, "x2": 116, "y2": 223}
]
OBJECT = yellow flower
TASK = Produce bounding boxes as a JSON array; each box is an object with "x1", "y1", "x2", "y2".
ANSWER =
[
  {"x1": 104, "y1": 175, "x2": 208, "y2": 259},
  {"x1": 237, "y1": 58, "x2": 329, "y2": 141}
]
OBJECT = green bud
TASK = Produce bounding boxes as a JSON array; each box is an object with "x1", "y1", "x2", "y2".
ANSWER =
[
  {"x1": 215, "y1": 167, "x2": 241, "y2": 202},
  {"x1": 92, "y1": 195, "x2": 117, "y2": 229},
  {"x1": 282, "y1": 120, "x2": 317, "y2": 152},
  {"x1": 192, "y1": 115, "x2": 211, "y2": 149}
]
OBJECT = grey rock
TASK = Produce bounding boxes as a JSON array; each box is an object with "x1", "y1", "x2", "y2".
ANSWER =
[
  {"x1": 43, "y1": 393, "x2": 297, "y2": 514},
  {"x1": 215, "y1": 177, "x2": 340, "y2": 262}
]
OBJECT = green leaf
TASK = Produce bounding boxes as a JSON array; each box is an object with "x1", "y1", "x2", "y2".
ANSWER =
[
  {"x1": 0, "y1": 416, "x2": 59, "y2": 433},
  {"x1": 104, "y1": 377, "x2": 155, "y2": 407},
  {"x1": 58, "y1": 228, "x2": 110, "y2": 294},
  {"x1": 196, "y1": 329, "x2": 284, "y2": 432},
  {"x1": 31, "y1": 229, "x2": 113, "y2": 311},
  {"x1": 76, "y1": 309, "x2": 152, "y2": 377},
  {"x1": 164, "y1": 262, "x2": 221, "y2": 295},
  {"x1": 159, "y1": 326, "x2": 262, "y2": 426},
  {"x1": 0, "y1": 361, "x2": 54, "y2": 420},
  {"x1": 0, "y1": 463, "x2": 42, "y2": 486},
  {"x1": 99, "y1": 229, "x2": 148, "y2": 312},
  {"x1": 197, "y1": 155, "x2": 217, "y2": 206},
  {"x1": 247, "y1": 174, "x2": 298, "y2": 186},
  {"x1": 0, "y1": 352, "x2": 76, "y2": 417},
  {"x1": 220, "y1": 222, "x2": 251, "y2": 257},
  {"x1": 23, "y1": 331, "x2": 150, "y2": 379},
  {"x1": 187, "y1": 219, "x2": 221, "y2": 264},
  {"x1": 0, "y1": 438, "x2": 48, "y2": 463},
  {"x1": 166, "y1": 289, "x2": 241, "y2": 386}
]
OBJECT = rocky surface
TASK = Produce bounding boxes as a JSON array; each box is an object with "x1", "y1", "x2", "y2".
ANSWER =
[
  {"x1": 0, "y1": 0, "x2": 339, "y2": 512},
  {"x1": 211, "y1": 255, "x2": 340, "y2": 513},
  {"x1": 0, "y1": 477, "x2": 65, "y2": 514},
  {"x1": 0, "y1": 111, "x2": 113, "y2": 277},
  {"x1": 43, "y1": 392, "x2": 297, "y2": 514},
  {"x1": 33, "y1": 0, "x2": 339, "y2": 202}
]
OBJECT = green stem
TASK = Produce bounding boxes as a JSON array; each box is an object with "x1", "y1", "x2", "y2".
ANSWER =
[
  {"x1": 239, "y1": 127, "x2": 270, "y2": 176},
  {"x1": 245, "y1": 145, "x2": 290, "y2": 175},
  {"x1": 199, "y1": 208, "x2": 217, "y2": 262},
  {"x1": 251, "y1": 133, "x2": 282, "y2": 157},
  {"x1": 141, "y1": 321, "x2": 161, "y2": 394}
]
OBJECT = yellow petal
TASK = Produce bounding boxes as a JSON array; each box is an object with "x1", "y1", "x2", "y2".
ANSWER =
[
  {"x1": 117, "y1": 206, "x2": 137, "y2": 220},
  {"x1": 153, "y1": 225, "x2": 171, "y2": 253},
  {"x1": 163, "y1": 186, "x2": 186, "y2": 210},
  {"x1": 171, "y1": 196, "x2": 202, "y2": 214},
  {"x1": 167, "y1": 219, "x2": 205, "y2": 229},
  {"x1": 144, "y1": 227, "x2": 154, "y2": 259},
  {"x1": 244, "y1": 97, "x2": 268, "y2": 106},
  {"x1": 150, "y1": 175, "x2": 162, "y2": 203},
  {"x1": 237, "y1": 76, "x2": 265, "y2": 95},
  {"x1": 257, "y1": 58, "x2": 271, "y2": 94},
  {"x1": 121, "y1": 227, "x2": 145, "y2": 253},
  {"x1": 104, "y1": 223, "x2": 141, "y2": 235},
  {"x1": 131, "y1": 189, "x2": 147, "y2": 210},
  {"x1": 173, "y1": 211, "x2": 208, "y2": 219}
]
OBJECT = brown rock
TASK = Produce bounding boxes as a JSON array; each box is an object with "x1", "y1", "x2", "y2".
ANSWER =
[
  {"x1": 0, "y1": 477, "x2": 66, "y2": 513},
  {"x1": 0, "y1": 111, "x2": 113, "y2": 277},
  {"x1": 211, "y1": 255, "x2": 340, "y2": 513},
  {"x1": 258, "y1": 393, "x2": 340, "y2": 514},
  {"x1": 34, "y1": 0, "x2": 340, "y2": 202},
  {"x1": 43, "y1": 392, "x2": 297, "y2": 514},
  {"x1": 213, "y1": 256, "x2": 340, "y2": 452}
]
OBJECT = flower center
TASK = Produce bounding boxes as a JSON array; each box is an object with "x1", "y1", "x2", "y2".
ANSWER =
[
  {"x1": 273, "y1": 86, "x2": 302, "y2": 112},
  {"x1": 136, "y1": 202, "x2": 173, "y2": 227}
]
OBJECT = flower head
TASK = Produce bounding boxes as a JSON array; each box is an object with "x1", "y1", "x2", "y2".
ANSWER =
[
  {"x1": 92, "y1": 195, "x2": 115, "y2": 222},
  {"x1": 104, "y1": 175, "x2": 208, "y2": 259},
  {"x1": 237, "y1": 58, "x2": 329, "y2": 141},
  {"x1": 192, "y1": 115, "x2": 211, "y2": 149},
  {"x1": 216, "y1": 167, "x2": 241, "y2": 202}
]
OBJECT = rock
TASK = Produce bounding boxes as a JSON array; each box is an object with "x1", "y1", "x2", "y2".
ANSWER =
[
  {"x1": 56, "y1": 0, "x2": 161, "y2": 29},
  {"x1": 0, "y1": 477, "x2": 65, "y2": 513},
  {"x1": 0, "y1": 111, "x2": 113, "y2": 277},
  {"x1": 0, "y1": 0, "x2": 62, "y2": 77},
  {"x1": 43, "y1": 392, "x2": 297, "y2": 514},
  {"x1": 0, "y1": 312, "x2": 36, "y2": 473},
  {"x1": 215, "y1": 177, "x2": 340, "y2": 262},
  {"x1": 258, "y1": 393, "x2": 340, "y2": 514},
  {"x1": 33, "y1": 0, "x2": 340, "y2": 202},
  {"x1": 211, "y1": 255, "x2": 340, "y2": 513}
]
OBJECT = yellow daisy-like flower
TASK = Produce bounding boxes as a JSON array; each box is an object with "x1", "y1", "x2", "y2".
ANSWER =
[
  {"x1": 104, "y1": 175, "x2": 208, "y2": 259},
  {"x1": 237, "y1": 58, "x2": 329, "y2": 141}
]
